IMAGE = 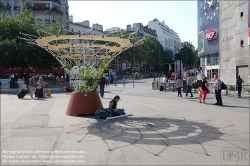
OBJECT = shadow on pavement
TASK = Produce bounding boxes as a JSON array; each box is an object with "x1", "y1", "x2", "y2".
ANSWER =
[{"x1": 68, "y1": 117, "x2": 225, "y2": 156}]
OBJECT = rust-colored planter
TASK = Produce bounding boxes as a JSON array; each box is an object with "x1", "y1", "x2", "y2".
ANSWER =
[{"x1": 65, "y1": 92, "x2": 103, "y2": 116}]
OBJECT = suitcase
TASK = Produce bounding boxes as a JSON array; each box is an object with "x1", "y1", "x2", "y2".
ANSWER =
[
  {"x1": 46, "y1": 89, "x2": 51, "y2": 97},
  {"x1": 17, "y1": 89, "x2": 29, "y2": 99},
  {"x1": 159, "y1": 85, "x2": 164, "y2": 91}
]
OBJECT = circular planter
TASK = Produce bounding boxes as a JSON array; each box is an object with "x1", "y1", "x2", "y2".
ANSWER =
[{"x1": 65, "y1": 92, "x2": 103, "y2": 116}]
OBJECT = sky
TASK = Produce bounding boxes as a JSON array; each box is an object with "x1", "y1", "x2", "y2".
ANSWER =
[{"x1": 68, "y1": 1, "x2": 198, "y2": 48}]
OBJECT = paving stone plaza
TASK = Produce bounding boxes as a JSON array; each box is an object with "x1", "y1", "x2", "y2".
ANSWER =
[{"x1": 1, "y1": 79, "x2": 249, "y2": 165}]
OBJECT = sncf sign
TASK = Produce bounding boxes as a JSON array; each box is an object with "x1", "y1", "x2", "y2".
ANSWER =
[{"x1": 205, "y1": 29, "x2": 217, "y2": 41}]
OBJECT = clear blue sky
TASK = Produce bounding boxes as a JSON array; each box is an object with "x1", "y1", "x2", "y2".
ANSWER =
[{"x1": 68, "y1": 1, "x2": 197, "y2": 49}]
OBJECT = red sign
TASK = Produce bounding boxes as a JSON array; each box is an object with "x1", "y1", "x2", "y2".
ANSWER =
[{"x1": 205, "y1": 29, "x2": 217, "y2": 41}]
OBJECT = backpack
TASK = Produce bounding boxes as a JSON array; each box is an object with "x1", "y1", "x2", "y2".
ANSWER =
[
  {"x1": 221, "y1": 81, "x2": 227, "y2": 90},
  {"x1": 95, "y1": 108, "x2": 113, "y2": 119}
]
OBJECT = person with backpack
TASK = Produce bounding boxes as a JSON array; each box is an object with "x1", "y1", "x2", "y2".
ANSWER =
[
  {"x1": 109, "y1": 95, "x2": 126, "y2": 116},
  {"x1": 213, "y1": 75, "x2": 223, "y2": 106},
  {"x1": 236, "y1": 75, "x2": 244, "y2": 97}
]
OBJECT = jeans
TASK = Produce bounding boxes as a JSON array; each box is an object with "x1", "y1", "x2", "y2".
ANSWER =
[
  {"x1": 237, "y1": 86, "x2": 242, "y2": 97},
  {"x1": 113, "y1": 109, "x2": 125, "y2": 116},
  {"x1": 100, "y1": 86, "x2": 104, "y2": 97},
  {"x1": 186, "y1": 85, "x2": 193, "y2": 96},
  {"x1": 177, "y1": 88, "x2": 182, "y2": 96},
  {"x1": 215, "y1": 90, "x2": 222, "y2": 104}
]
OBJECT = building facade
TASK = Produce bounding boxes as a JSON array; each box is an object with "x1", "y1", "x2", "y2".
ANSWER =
[
  {"x1": 126, "y1": 23, "x2": 157, "y2": 38},
  {"x1": 219, "y1": 1, "x2": 249, "y2": 85},
  {"x1": 0, "y1": 0, "x2": 69, "y2": 29},
  {"x1": 148, "y1": 18, "x2": 182, "y2": 53},
  {"x1": 197, "y1": 0, "x2": 220, "y2": 81}
]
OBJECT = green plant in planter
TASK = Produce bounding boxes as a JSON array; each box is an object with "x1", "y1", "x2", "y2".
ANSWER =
[
  {"x1": 68, "y1": 60, "x2": 108, "y2": 93},
  {"x1": 135, "y1": 72, "x2": 140, "y2": 79},
  {"x1": 228, "y1": 85, "x2": 235, "y2": 91}
]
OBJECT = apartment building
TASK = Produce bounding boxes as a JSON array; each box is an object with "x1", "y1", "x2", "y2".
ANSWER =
[
  {"x1": 148, "y1": 18, "x2": 182, "y2": 53},
  {"x1": 0, "y1": 0, "x2": 69, "y2": 28}
]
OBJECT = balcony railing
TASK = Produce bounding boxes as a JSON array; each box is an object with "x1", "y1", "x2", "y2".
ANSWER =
[
  {"x1": 14, "y1": 6, "x2": 20, "y2": 10},
  {"x1": 24, "y1": 7, "x2": 63, "y2": 14},
  {"x1": 0, "y1": 6, "x2": 11, "y2": 10},
  {"x1": 45, "y1": 19, "x2": 50, "y2": 23}
]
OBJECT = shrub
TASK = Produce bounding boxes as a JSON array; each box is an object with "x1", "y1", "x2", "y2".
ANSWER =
[{"x1": 135, "y1": 72, "x2": 140, "y2": 79}]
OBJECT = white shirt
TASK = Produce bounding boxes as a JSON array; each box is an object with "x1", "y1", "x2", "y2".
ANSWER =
[
  {"x1": 162, "y1": 77, "x2": 167, "y2": 84},
  {"x1": 213, "y1": 78, "x2": 221, "y2": 90}
]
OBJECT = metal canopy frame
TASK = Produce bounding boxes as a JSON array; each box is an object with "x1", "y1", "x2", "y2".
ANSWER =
[{"x1": 19, "y1": 27, "x2": 145, "y2": 73}]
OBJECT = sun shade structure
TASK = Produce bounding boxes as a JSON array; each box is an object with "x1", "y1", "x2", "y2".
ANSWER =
[{"x1": 19, "y1": 27, "x2": 145, "y2": 73}]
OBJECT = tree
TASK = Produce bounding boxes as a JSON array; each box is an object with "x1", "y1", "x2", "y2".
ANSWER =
[
  {"x1": 0, "y1": 9, "x2": 61, "y2": 76},
  {"x1": 193, "y1": 49, "x2": 200, "y2": 67},
  {"x1": 179, "y1": 46, "x2": 196, "y2": 67}
]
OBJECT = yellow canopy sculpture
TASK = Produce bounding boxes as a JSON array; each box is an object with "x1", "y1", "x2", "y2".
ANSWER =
[{"x1": 20, "y1": 27, "x2": 145, "y2": 73}]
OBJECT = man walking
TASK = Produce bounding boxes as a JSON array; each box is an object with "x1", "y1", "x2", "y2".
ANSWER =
[
  {"x1": 29, "y1": 74, "x2": 36, "y2": 99},
  {"x1": 162, "y1": 75, "x2": 168, "y2": 91},
  {"x1": 99, "y1": 75, "x2": 106, "y2": 98},
  {"x1": 236, "y1": 75, "x2": 244, "y2": 97},
  {"x1": 213, "y1": 75, "x2": 223, "y2": 105},
  {"x1": 185, "y1": 75, "x2": 193, "y2": 97}
]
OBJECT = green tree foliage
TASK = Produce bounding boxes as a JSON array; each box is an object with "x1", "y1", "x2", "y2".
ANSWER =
[
  {"x1": 0, "y1": 9, "x2": 61, "y2": 75},
  {"x1": 179, "y1": 46, "x2": 199, "y2": 67},
  {"x1": 108, "y1": 31, "x2": 174, "y2": 72}
]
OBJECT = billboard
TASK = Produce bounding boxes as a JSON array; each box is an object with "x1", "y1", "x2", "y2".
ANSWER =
[
  {"x1": 174, "y1": 60, "x2": 181, "y2": 73},
  {"x1": 122, "y1": 62, "x2": 126, "y2": 70},
  {"x1": 205, "y1": 29, "x2": 217, "y2": 41},
  {"x1": 248, "y1": 0, "x2": 250, "y2": 46},
  {"x1": 198, "y1": 31, "x2": 204, "y2": 53}
]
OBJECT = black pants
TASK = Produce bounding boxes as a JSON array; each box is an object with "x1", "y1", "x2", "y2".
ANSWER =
[
  {"x1": 186, "y1": 85, "x2": 193, "y2": 96},
  {"x1": 177, "y1": 88, "x2": 182, "y2": 96},
  {"x1": 215, "y1": 90, "x2": 222, "y2": 104},
  {"x1": 100, "y1": 86, "x2": 104, "y2": 97},
  {"x1": 237, "y1": 86, "x2": 242, "y2": 97}
]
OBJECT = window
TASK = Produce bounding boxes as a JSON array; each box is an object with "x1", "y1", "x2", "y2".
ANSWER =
[
  {"x1": 52, "y1": 15, "x2": 55, "y2": 21},
  {"x1": 45, "y1": 3, "x2": 50, "y2": 8},
  {"x1": 45, "y1": 15, "x2": 50, "y2": 19},
  {"x1": 14, "y1": 1, "x2": 20, "y2": 6},
  {"x1": 240, "y1": 12, "x2": 243, "y2": 17},
  {"x1": 30, "y1": 3, "x2": 34, "y2": 7},
  {"x1": 2, "y1": 1, "x2": 8, "y2": 7}
]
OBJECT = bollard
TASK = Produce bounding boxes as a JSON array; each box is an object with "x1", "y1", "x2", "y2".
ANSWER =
[
  {"x1": 173, "y1": 84, "x2": 174, "y2": 92},
  {"x1": 133, "y1": 78, "x2": 134, "y2": 88},
  {"x1": 115, "y1": 80, "x2": 116, "y2": 87},
  {"x1": 123, "y1": 79, "x2": 125, "y2": 87},
  {"x1": 226, "y1": 87, "x2": 228, "y2": 95},
  {"x1": 157, "y1": 80, "x2": 158, "y2": 90}
]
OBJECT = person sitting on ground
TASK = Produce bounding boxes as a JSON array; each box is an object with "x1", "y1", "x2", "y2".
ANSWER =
[{"x1": 109, "y1": 95, "x2": 126, "y2": 116}]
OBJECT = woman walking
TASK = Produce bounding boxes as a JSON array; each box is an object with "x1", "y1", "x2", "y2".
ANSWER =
[
  {"x1": 36, "y1": 77, "x2": 47, "y2": 98},
  {"x1": 176, "y1": 77, "x2": 183, "y2": 97},
  {"x1": 201, "y1": 77, "x2": 209, "y2": 103}
]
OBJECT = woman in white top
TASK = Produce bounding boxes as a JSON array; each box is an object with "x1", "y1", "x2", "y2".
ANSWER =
[{"x1": 36, "y1": 77, "x2": 47, "y2": 98}]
